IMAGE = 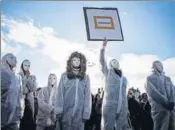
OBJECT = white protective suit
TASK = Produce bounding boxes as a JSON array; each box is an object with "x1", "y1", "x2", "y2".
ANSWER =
[
  {"x1": 18, "y1": 60, "x2": 37, "y2": 130},
  {"x1": 1, "y1": 53, "x2": 20, "y2": 130},
  {"x1": 100, "y1": 49, "x2": 128, "y2": 130},
  {"x1": 55, "y1": 72, "x2": 92, "y2": 130},
  {"x1": 19, "y1": 74, "x2": 37, "y2": 130},
  {"x1": 145, "y1": 61, "x2": 175, "y2": 130},
  {"x1": 18, "y1": 61, "x2": 36, "y2": 119},
  {"x1": 36, "y1": 74, "x2": 57, "y2": 130}
]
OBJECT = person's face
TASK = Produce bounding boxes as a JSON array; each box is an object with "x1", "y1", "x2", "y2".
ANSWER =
[
  {"x1": 72, "y1": 57, "x2": 80, "y2": 67},
  {"x1": 110, "y1": 59, "x2": 119, "y2": 69},
  {"x1": 153, "y1": 61, "x2": 163, "y2": 73},
  {"x1": 6, "y1": 54, "x2": 17, "y2": 68},
  {"x1": 142, "y1": 94, "x2": 148, "y2": 101},
  {"x1": 22, "y1": 60, "x2": 30, "y2": 71},
  {"x1": 128, "y1": 91, "x2": 133, "y2": 99},
  {"x1": 48, "y1": 74, "x2": 57, "y2": 86}
]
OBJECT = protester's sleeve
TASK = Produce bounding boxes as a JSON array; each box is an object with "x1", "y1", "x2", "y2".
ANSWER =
[
  {"x1": 1, "y1": 70, "x2": 11, "y2": 98},
  {"x1": 54, "y1": 74, "x2": 64, "y2": 115},
  {"x1": 123, "y1": 77, "x2": 128, "y2": 110},
  {"x1": 165, "y1": 77, "x2": 175, "y2": 103},
  {"x1": 145, "y1": 77, "x2": 169, "y2": 108},
  {"x1": 83, "y1": 75, "x2": 92, "y2": 120}
]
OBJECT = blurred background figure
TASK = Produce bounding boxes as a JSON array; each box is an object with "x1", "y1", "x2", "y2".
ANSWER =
[
  {"x1": 95, "y1": 91, "x2": 104, "y2": 130},
  {"x1": 1, "y1": 53, "x2": 20, "y2": 130},
  {"x1": 85, "y1": 94, "x2": 95, "y2": 130},
  {"x1": 127, "y1": 90, "x2": 142, "y2": 130},
  {"x1": 140, "y1": 93, "x2": 153, "y2": 130}
]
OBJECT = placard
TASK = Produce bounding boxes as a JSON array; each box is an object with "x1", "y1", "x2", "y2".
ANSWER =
[{"x1": 83, "y1": 7, "x2": 124, "y2": 41}]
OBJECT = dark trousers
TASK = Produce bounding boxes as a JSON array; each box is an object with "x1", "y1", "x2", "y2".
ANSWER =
[
  {"x1": 20, "y1": 99, "x2": 35, "y2": 130},
  {"x1": 95, "y1": 115, "x2": 101, "y2": 130}
]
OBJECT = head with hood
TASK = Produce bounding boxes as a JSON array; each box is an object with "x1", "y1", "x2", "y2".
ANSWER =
[
  {"x1": 48, "y1": 74, "x2": 57, "y2": 87},
  {"x1": 128, "y1": 90, "x2": 134, "y2": 99},
  {"x1": 152, "y1": 60, "x2": 164, "y2": 74},
  {"x1": 1, "y1": 53, "x2": 17, "y2": 73},
  {"x1": 20, "y1": 59, "x2": 31, "y2": 75},
  {"x1": 66, "y1": 51, "x2": 87, "y2": 80},
  {"x1": 109, "y1": 59, "x2": 122, "y2": 77},
  {"x1": 98, "y1": 88, "x2": 101, "y2": 94},
  {"x1": 141, "y1": 93, "x2": 148, "y2": 102}
]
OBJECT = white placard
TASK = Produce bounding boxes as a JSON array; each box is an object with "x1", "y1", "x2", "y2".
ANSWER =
[{"x1": 83, "y1": 7, "x2": 124, "y2": 41}]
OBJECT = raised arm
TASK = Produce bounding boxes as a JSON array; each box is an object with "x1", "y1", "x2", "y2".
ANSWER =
[{"x1": 100, "y1": 38, "x2": 108, "y2": 76}]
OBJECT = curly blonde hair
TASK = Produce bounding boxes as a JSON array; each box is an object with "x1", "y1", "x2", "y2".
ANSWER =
[{"x1": 66, "y1": 51, "x2": 87, "y2": 80}]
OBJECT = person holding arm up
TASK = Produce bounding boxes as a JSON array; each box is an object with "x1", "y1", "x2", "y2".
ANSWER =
[{"x1": 100, "y1": 38, "x2": 128, "y2": 130}]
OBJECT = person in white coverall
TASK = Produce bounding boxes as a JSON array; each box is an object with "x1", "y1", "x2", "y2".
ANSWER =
[
  {"x1": 18, "y1": 60, "x2": 37, "y2": 130},
  {"x1": 55, "y1": 51, "x2": 92, "y2": 130},
  {"x1": 1, "y1": 53, "x2": 20, "y2": 130},
  {"x1": 36, "y1": 74, "x2": 57, "y2": 130},
  {"x1": 100, "y1": 39, "x2": 128, "y2": 130},
  {"x1": 145, "y1": 61, "x2": 175, "y2": 130}
]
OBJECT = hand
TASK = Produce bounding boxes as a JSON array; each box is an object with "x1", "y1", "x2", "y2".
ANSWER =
[
  {"x1": 19, "y1": 109, "x2": 23, "y2": 119},
  {"x1": 26, "y1": 71, "x2": 30, "y2": 77},
  {"x1": 19, "y1": 113, "x2": 23, "y2": 119},
  {"x1": 102, "y1": 37, "x2": 108, "y2": 48}
]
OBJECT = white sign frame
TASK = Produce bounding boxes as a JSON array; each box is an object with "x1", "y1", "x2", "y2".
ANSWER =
[{"x1": 83, "y1": 7, "x2": 124, "y2": 41}]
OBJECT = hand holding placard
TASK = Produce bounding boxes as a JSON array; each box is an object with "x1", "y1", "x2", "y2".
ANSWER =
[{"x1": 103, "y1": 37, "x2": 108, "y2": 49}]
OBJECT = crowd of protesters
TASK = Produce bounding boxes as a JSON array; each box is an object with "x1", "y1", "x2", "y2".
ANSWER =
[{"x1": 1, "y1": 39, "x2": 175, "y2": 130}]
